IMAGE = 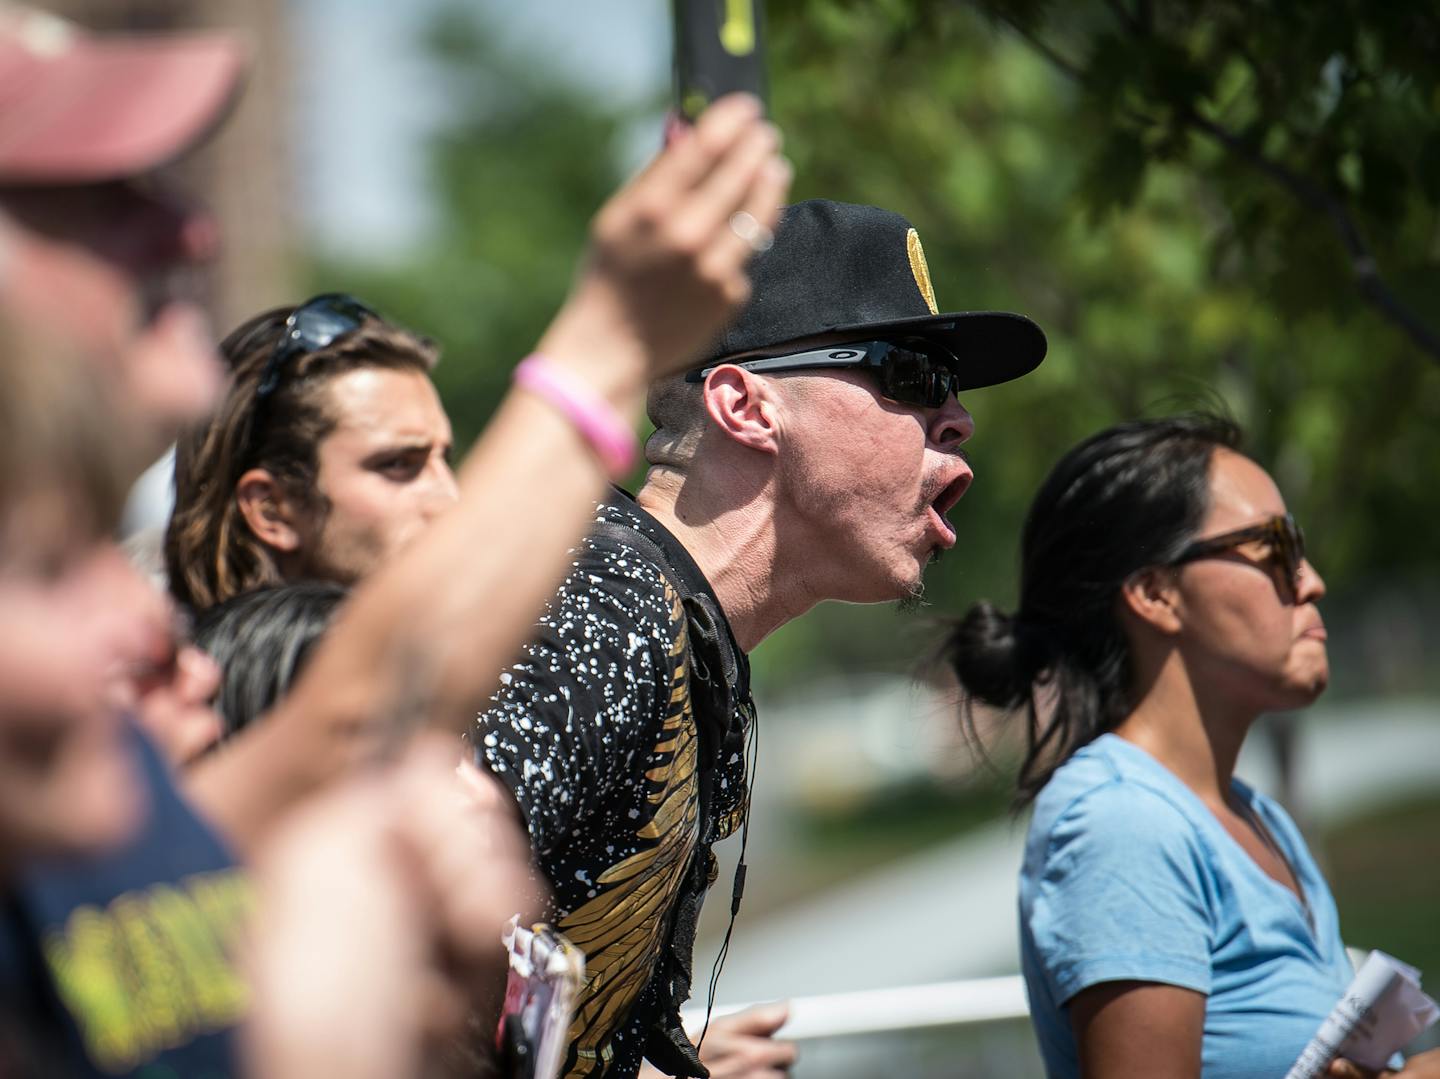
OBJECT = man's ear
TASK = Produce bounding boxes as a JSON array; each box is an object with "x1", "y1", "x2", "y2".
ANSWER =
[
  {"x1": 1119, "y1": 566, "x2": 1183, "y2": 636},
  {"x1": 235, "y1": 468, "x2": 302, "y2": 553},
  {"x1": 701, "y1": 366, "x2": 780, "y2": 455}
]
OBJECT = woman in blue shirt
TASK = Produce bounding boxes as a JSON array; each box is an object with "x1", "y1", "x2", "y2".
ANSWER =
[{"x1": 944, "y1": 414, "x2": 1438, "y2": 1079}]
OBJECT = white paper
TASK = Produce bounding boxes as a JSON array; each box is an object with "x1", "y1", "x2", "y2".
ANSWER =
[{"x1": 1285, "y1": 950, "x2": 1440, "y2": 1079}]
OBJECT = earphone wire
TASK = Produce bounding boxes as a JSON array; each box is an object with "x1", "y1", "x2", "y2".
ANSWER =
[{"x1": 695, "y1": 701, "x2": 759, "y2": 1051}]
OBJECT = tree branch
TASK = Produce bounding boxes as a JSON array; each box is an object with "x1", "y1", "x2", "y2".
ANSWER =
[
  {"x1": 1181, "y1": 109, "x2": 1440, "y2": 361},
  {"x1": 1135, "y1": 0, "x2": 1153, "y2": 34},
  {"x1": 1101, "y1": 0, "x2": 1141, "y2": 34},
  {"x1": 979, "y1": 2, "x2": 1440, "y2": 363},
  {"x1": 987, "y1": 10, "x2": 1087, "y2": 82}
]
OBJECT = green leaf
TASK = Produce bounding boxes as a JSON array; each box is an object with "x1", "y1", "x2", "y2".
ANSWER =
[{"x1": 1079, "y1": 130, "x2": 1149, "y2": 219}]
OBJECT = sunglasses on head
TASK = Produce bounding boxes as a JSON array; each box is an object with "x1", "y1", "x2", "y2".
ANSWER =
[
  {"x1": 687, "y1": 338, "x2": 964, "y2": 409},
  {"x1": 1168, "y1": 513, "x2": 1307, "y2": 595},
  {"x1": 254, "y1": 293, "x2": 378, "y2": 400}
]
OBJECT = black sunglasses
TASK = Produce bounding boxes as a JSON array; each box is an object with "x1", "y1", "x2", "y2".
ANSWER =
[
  {"x1": 687, "y1": 338, "x2": 964, "y2": 409},
  {"x1": 254, "y1": 293, "x2": 378, "y2": 400},
  {"x1": 1169, "y1": 514, "x2": 1307, "y2": 596}
]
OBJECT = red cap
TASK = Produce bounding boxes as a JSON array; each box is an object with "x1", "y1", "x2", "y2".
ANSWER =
[{"x1": 0, "y1": 8, "x2": 247, "y2": 184}]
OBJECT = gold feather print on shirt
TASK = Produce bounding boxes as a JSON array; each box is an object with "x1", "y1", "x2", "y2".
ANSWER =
[{"x1": 557, "y1": 589, "x2": 701, "y2": 1079}]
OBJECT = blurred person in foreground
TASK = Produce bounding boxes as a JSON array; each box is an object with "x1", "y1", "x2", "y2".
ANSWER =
[
  {"x1": 943, "y1": 413, "x2": 1440, "y2": 1079},
  {"x1": 125, "y1": 612, "x2": 228, "y2": 765},
  {"x1": 0, "y1": 6, "x2": 243, "y2": 768},
  {"x1": 0, "y1": 6, "x2": 241, "y2": 445},
  {"x1": 241, "y1": 730, "x2": 531, "y2": 1079},
  {"x1": 471, "y1": 198, "x2": 1048, "y2": 1078},
  {"x1": 0, "y1": 435, "x2": 525, "y2": 1079},
  {"x1": 0, "y1": 329, "x2": 154, "y2": 880},
  {"x1": 0, "y1": 326, "x2": 162, "y2": 1073},
  {"x1": 166, "y1": 300, "x2": 457, "y2": 611},
  {"x1": 0, "y1": 13, "x2": 266, "y2": 1076},
  {"x1": 0, "y1": 11, "x2": 503, "y2": 1079}
]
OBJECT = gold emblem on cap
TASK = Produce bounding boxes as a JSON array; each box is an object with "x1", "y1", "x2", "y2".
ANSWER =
[{"x1": 906, "y1": 228, "x2": 939, "y2": 315}]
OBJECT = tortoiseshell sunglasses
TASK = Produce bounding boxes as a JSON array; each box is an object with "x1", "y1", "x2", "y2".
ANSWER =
[{"x1": 1169, "y1": 513, "x2": 1307, "y2": 597}]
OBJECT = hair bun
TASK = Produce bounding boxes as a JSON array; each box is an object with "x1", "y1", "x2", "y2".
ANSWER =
[{"x1": 943, "y1": 600, "x2": 1041, "y2": 710}]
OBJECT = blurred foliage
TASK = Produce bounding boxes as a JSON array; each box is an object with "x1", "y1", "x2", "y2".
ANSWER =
[
  {"x1": 311, "y1": 4, "x2": 626, "y2": 446},
  {"x1": 1325, "y1": 791, "x2": 1440, "y2": 986},
  {"x1": 797, "y1": 770, "x2": 1012, "y2": 861},
  {"x1": 313, "y1": 0, "x2": 1440, "y2": 692}
]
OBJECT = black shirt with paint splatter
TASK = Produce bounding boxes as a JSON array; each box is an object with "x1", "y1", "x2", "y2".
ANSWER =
[{"x1": 473, "y1": 493, "x2": 750, "y2": 1079}]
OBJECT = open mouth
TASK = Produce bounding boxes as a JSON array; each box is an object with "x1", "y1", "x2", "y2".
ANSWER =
[{"x1": 927, "y1": 470, "x2": 972, "y2": 549}]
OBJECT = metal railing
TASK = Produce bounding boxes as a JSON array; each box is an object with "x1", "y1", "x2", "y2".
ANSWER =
[{"x1": 682, "y1": 975, "x2": 1030, "y2": 1041}]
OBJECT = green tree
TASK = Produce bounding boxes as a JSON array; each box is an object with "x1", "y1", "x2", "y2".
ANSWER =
[
  {"x1": 313, "y1": 5, "x2": 628, "y2": 450},
  {"x1": 972, "y1": 0, "x2": 1440, "y2": 362}
]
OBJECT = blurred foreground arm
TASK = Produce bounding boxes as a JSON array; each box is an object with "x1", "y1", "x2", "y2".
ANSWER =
[
  {"x1": 188, "y1": 95, "x2": 789, "y2": 851},
  {"x1": 241, "y1": 734, "x2": 535, "y2": 1079}
]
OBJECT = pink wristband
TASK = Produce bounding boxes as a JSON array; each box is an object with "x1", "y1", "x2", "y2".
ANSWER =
[{"x1": 513, "y1": 354, "x2": 638, "y2": 479}]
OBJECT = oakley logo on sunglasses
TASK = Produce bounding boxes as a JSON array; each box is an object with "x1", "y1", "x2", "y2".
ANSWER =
[{"x1": 687, "y1": 338, "x2": 964, "y2": 409}]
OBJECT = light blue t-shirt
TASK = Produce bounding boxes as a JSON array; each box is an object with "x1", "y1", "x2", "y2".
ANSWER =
[{"x1": 1019, "y1": 734, "x2": 1354, "y2": 1079}]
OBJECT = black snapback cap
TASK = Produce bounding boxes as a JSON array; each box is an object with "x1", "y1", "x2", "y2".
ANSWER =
[{"x1": 702, "y1": 199, "x2": 1047, "y2": 392}]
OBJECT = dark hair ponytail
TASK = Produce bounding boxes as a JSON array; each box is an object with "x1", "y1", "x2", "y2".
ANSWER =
[
  {"x1": 945, "y1": 601, "x2": 1047, "y2": 712},
  {"x1": 945, "y1": 412, "x2": 1242, "y2": 806}
]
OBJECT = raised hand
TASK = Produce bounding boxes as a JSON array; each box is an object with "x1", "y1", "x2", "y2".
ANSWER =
[
  {"x1": 537, "y1": 93, "x2": 791, "y2": 395},
  {"x1": 640, "y1": 1002, "x2": 798, "y2": 1079}
]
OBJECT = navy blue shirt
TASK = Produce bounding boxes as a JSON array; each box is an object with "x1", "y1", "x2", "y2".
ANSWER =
[{"x1": 0, "y1": 724, "x2": 250, "y2": 1078}]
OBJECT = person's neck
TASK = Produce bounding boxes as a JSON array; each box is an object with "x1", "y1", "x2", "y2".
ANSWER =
[
  {"x1": 1114, "y1": 649, "x2": 1254, "y2": 810},
  {"x1": 636, "y1": 467, "x2": 819, "y2": 652}
]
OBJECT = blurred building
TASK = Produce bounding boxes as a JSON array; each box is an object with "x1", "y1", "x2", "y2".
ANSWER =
[{"x1": 46, "y1": 0, "x2": 299, "y2": 328}]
